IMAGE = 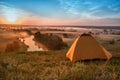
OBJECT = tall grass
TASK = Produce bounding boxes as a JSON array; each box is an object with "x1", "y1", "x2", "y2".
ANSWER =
[{"x1": 0, "y1": 50, "x2": 120, "y2": 80}]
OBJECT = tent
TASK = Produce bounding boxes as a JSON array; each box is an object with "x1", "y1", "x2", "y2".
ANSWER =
[{"x1": 66, "y1": 34, "x2": 112, "y2": 62}]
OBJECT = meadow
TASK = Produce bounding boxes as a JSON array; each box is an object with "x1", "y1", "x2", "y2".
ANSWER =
[{"x1": 0, "y1": 33, "x2": 120, "y2": 80}]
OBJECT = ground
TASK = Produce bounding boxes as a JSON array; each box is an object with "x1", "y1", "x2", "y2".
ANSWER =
[
  {"x1": 0, "y1": 50, "x2": 120, "y2": 80},
  {"x1": 0, "y1": 29, "x2": 120, "y2": 80}
]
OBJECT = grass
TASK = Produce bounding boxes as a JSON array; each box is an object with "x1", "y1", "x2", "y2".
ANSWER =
[
  {"x1": 0, "y1": 31, "x2": 120, "y2": 80},
  {"x1": 0, "y1": 49, "x2": 120, "y2": 80}
]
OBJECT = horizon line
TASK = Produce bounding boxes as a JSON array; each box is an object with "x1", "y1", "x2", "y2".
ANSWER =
[{"x1": 0, "y1": 24, "x2": 120, "y2": 27}]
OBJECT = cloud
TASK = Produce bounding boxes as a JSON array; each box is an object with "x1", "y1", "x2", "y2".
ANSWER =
[
  {"x1": 59, "y1": 0, "x2": 120, "y2": 24},
  {"x1": 89, "y1": 6, "x2": 100, "y2": 11},
  {"x1": 83, "y1": 1, "x2": 92, "y2": 5},
  {"x1": 59, "y1": 0, "x2": 100, "y2": 21},
  {"x1": 108, "y1": 5, "x2": 120, "y2": 12},
  {"x1": 0, "y1": 0, "x2": 120, "y2": 26},
  {"x1": 59, "y1": 0, "x2": 79, "y2": 14}
]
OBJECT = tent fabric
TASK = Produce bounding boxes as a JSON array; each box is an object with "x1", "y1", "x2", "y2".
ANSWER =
[{"x1": 66, "y1": 34, "x2": 112, "y2": 62}]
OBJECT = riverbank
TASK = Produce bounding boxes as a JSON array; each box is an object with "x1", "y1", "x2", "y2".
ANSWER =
[{"x1": 0, "y1": 31, "x2": 27, "y2": 53}]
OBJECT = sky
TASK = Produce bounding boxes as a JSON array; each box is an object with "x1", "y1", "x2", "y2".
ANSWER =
[{"x1": 0, "y1": 0, "x2": 120, "y2": 26}]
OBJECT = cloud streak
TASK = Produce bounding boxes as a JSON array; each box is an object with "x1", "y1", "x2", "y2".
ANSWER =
[
  {"x1": 59, "y1": 0, "x2": 120, "y2": 23},
  {"x1": 0, "y1": 0, "x2": 120, "y2": 26}
]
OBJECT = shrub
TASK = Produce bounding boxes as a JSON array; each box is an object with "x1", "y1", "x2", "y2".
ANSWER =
[
  {"x1": 63, "y1": 33, "x2": 68, "y2": 38},
  {"x1": 34, "y1": 31, "x2": 68, "y2": 50},
  {"x1": 0, "y1": 67, "x2": 6, "y2": 80},
  {"x1": 109, "y1": 39, "x2": 115, "y2": 44},
  {"x1": 117, "y1": 39, "x2": 120, "y2": 41},
  {"x1": 5, "y1": 41, "x2": 20, "y2": 52}
]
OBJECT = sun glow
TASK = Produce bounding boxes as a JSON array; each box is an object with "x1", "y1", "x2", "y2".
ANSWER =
[
  {"x1": 5, "y1": 9, "x2": 19, "y2": 23},
  {"x1": 6, "y1": 15, "x2": 18, "y2": 23},
  {"x1": 0, "y1": 5, "x2": 20, "y2": 24}
]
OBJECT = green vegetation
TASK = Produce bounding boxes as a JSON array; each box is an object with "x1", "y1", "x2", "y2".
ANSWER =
[
  {"x1": 100, "y1": 39, "x2": 120, "y2": 54},
  {"x1": 34, "y1": 32, "x2": 68, "y2": 50},
  {"x1": 0, "y1": 31, "x2": 120, "y2": 80},
  {"x1": 0, "y1": 49, "x2": 120, "y2": 80},
  {"x1": 5, "y1": 40, "x2": 27, "y2": 53},
  {"x1": 0, "y1": 31, "x2": 27, "y2": 53}
]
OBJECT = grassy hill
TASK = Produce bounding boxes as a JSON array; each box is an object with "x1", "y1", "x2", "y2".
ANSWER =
[
  {"x1": 0, "y1": 32, "x2": 120, "y2": 80},
  {"x1": 0, "y1": 49, "x2": 120, "y2": 80}
]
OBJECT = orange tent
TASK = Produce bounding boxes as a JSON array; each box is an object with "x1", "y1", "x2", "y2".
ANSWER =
[{"x1": 66, "y1": 34, "x2": 112, "y2": 62}]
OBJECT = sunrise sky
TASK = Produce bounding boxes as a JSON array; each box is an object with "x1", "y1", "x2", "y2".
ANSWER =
[{"x1": 0, "y1": 0, "x2": 120, "y2": 26}]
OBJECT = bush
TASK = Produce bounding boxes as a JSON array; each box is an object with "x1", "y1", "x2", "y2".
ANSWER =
[
  {"x1": 34, "y1": 32, "x2": 68, "y2": 50},
  {"x1": 5, "y1": 41, "x2": 20, "y2": 52},
  {"x1": 63, "y1": 33, "x2": 68, "y2": 38},
  {"x1": 109, "y1": 39, "x2": 115, "y2": 44},
  {"x1": 0, "y1": 67, "x2": 6, "y2": 80},
  {"x1": 117, "y1": 39, "x2": 120, "y2": 41}
]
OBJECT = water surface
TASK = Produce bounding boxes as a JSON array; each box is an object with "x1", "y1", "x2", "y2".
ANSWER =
[{"x1": 19, "y1": 35, "x2": 44, "y2": 51}]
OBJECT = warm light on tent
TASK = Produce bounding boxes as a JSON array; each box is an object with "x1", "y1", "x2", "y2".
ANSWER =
[{"x1": 66, "y1": 34, "x2": 112, "y2": 62}]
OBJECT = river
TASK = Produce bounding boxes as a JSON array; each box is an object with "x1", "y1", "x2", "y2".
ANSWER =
[{"x1": 19, "y1": 35, "x2": 44, "y2": 51}]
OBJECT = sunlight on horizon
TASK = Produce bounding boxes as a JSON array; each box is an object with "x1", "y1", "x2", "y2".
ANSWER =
[
  {"x1": 4, "y1": 8, "x2": 19, "y2": 23},
  {"x1": 0, "y1": 0, "x2": 120, "y2": 26}
]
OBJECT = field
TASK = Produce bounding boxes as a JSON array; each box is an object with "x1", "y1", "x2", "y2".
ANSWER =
[
  {"x1": 0, "y1": 28, "x2": 120, "y2": 80},
  {"x1": 0, "y1": 50, "x2": 120, "y2": 80}
]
